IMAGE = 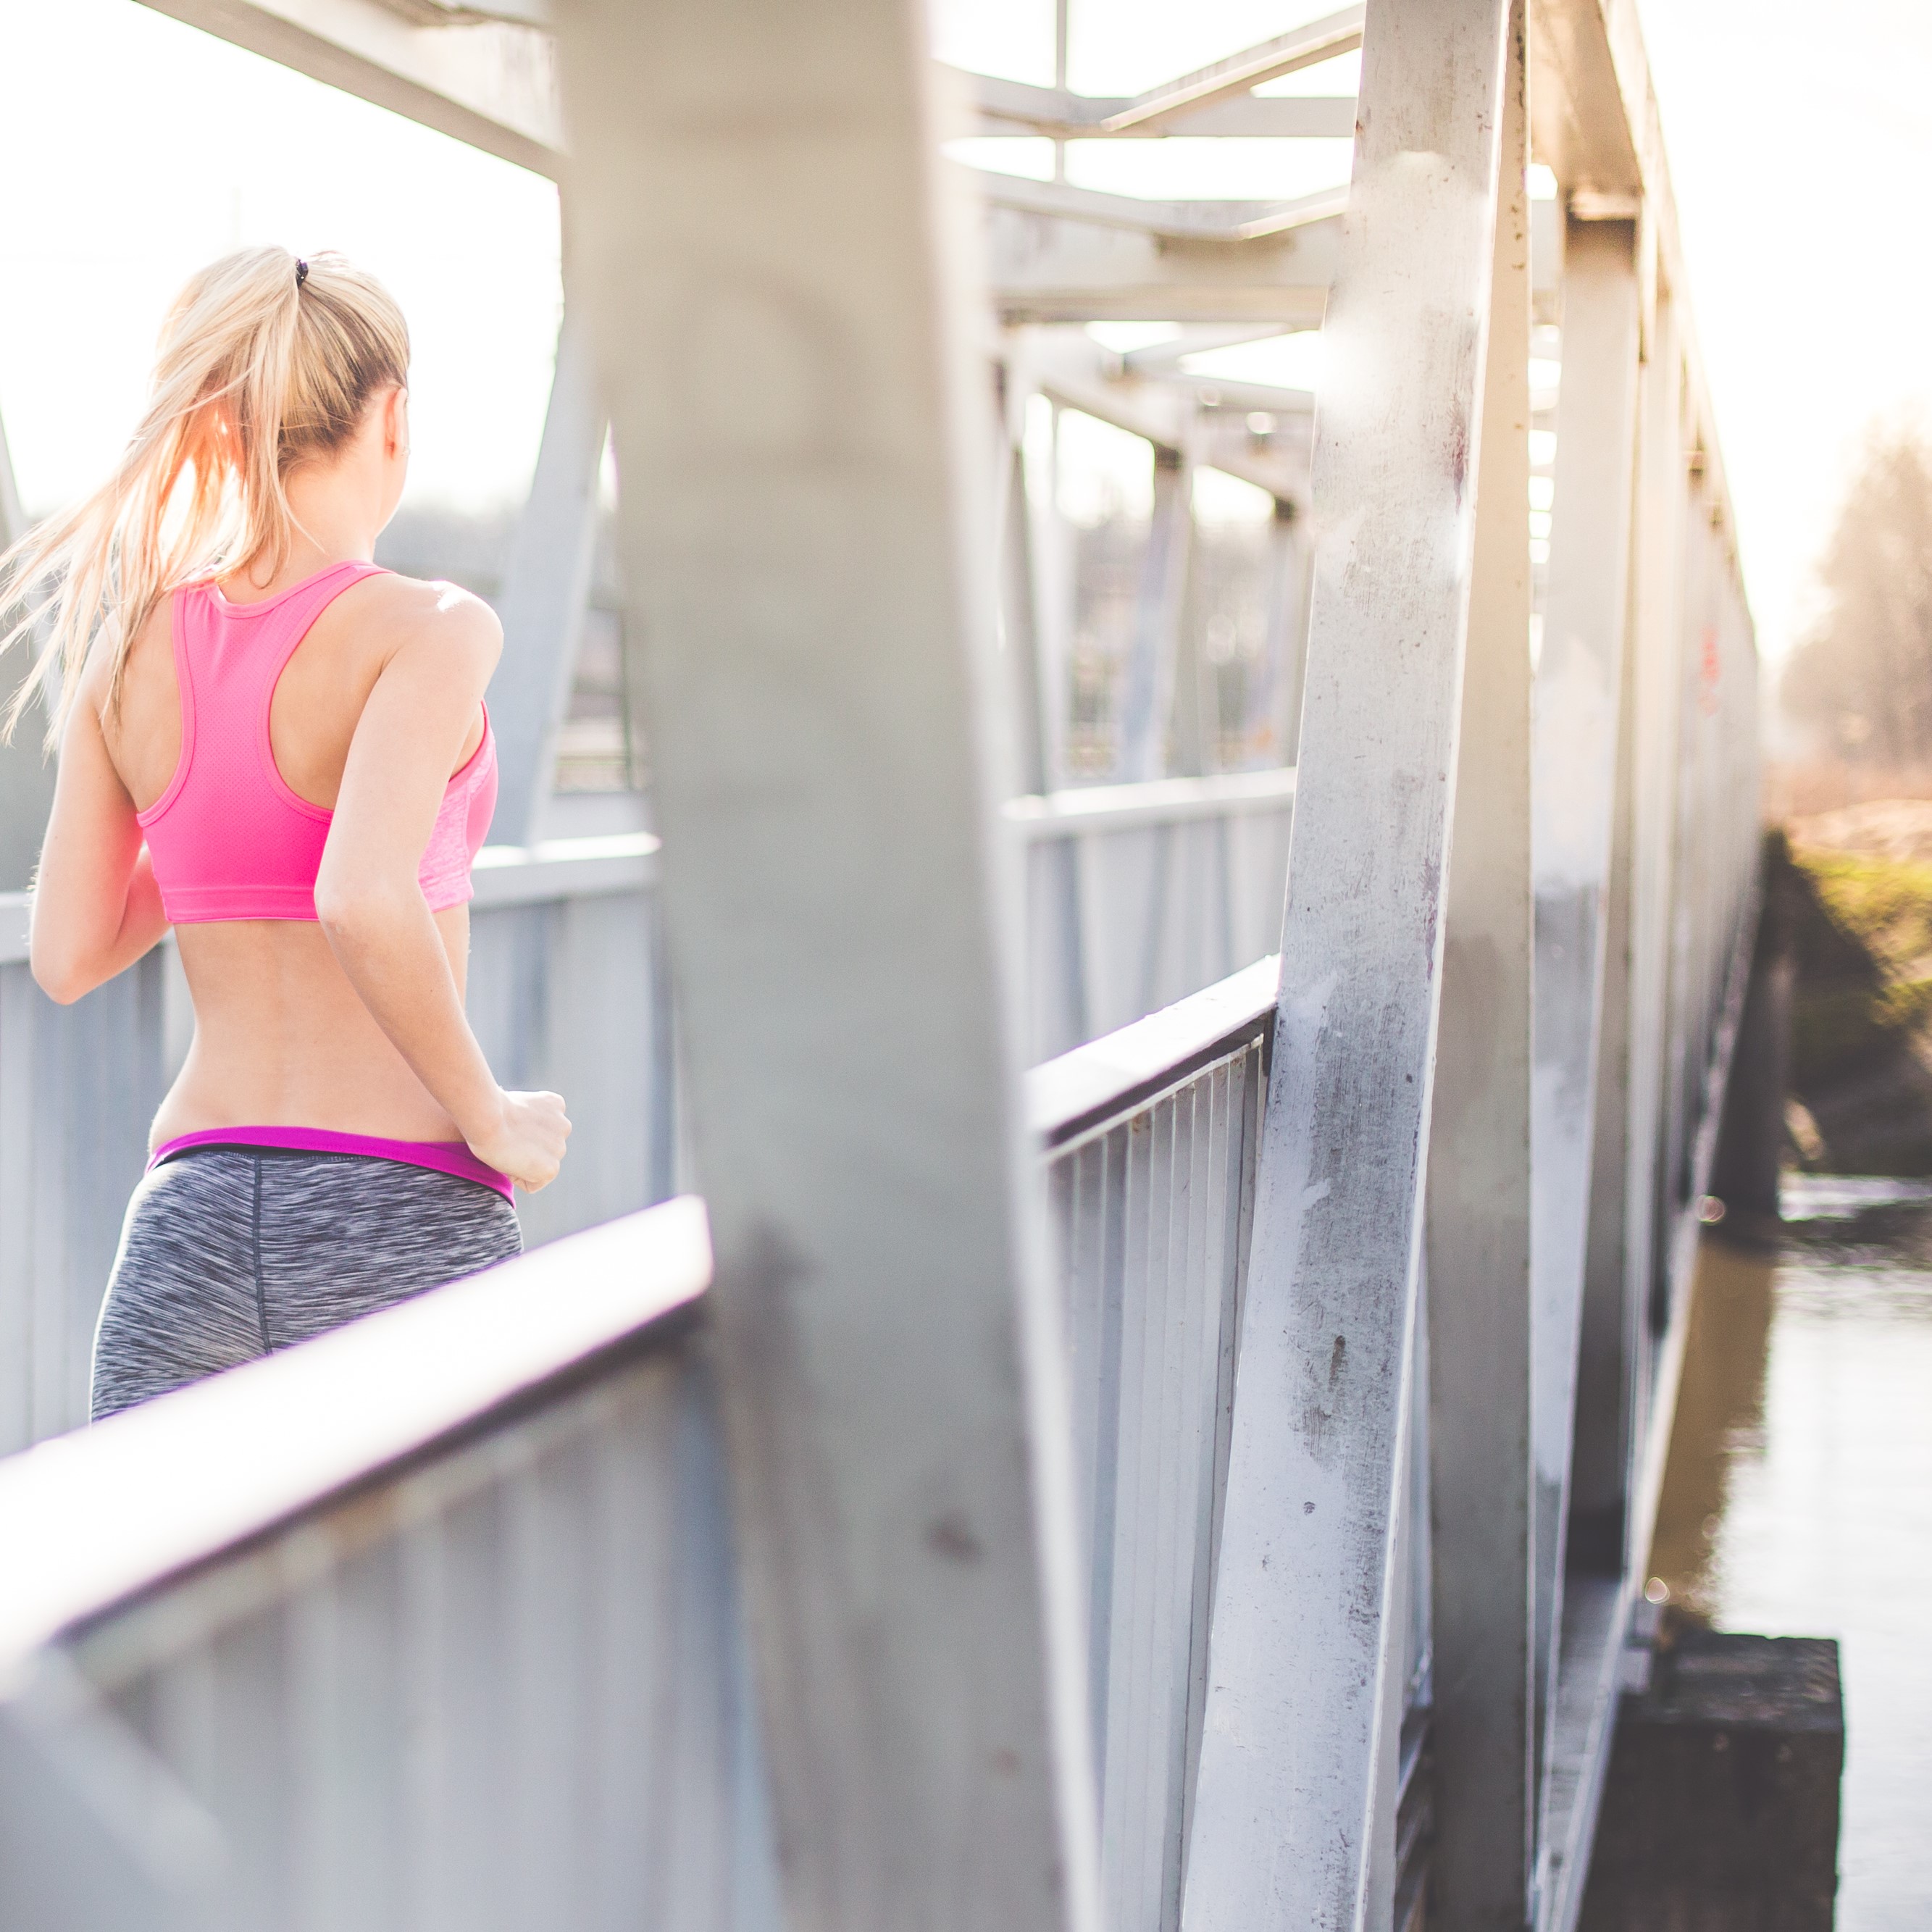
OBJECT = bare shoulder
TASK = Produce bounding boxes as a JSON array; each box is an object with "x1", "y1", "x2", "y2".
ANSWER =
[
  {"x1": 86, "y1": 593, "x2": 171, "y2": 729},
  {"x1": 351, "y1": 572, "x2": 502, "y2": 672},
  {"x1": 108, "y1": 593, "x2": 176, "y2": 697}
]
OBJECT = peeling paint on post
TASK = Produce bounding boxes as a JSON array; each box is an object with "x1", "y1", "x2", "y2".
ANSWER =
[
  {"x1": 1180, "y1": 1, "x2": 1513, "y2": 1926},
  {"x1": 551, "y1": 4, "x2": 1102, "y2": 1928}
]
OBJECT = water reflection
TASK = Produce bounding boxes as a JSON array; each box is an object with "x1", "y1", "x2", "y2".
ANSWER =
[
  {"x1": 1651, "y1": 1235, "x2": 1777, "y2": 1615},
  {"x1": 1649, "y1": 1176, "x2": 1932, "y2": 1931}
]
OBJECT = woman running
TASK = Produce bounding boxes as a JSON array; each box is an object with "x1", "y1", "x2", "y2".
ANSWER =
[{"x1": 0, "y1": 247, "x2": 570, "y2": 1419}]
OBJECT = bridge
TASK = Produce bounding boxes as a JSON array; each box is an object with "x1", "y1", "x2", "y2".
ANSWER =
[{"x1": 0, "y1": 1, "x2": 1760, "y2": 1928}]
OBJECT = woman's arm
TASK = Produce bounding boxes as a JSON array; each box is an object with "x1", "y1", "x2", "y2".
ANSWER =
[
  {"x1": 313, "y1": 580, "x2": 569, "y2": 1191},
  {"x1": 30, "y1": 661, "x2": 170, "y2": 1005}
]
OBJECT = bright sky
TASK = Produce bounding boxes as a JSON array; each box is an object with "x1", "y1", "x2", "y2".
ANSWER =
[
  {"x1": 1, "y1": 0, "x2": 1926, "y2": 668},
  {"x1": 0, "y1": 0, "x2": 563, "y2": 516}
]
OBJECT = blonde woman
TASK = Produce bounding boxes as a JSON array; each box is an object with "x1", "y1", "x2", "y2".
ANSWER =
[{"x1": 0, "y1": 248, "x2": 570, "y2": 1418}]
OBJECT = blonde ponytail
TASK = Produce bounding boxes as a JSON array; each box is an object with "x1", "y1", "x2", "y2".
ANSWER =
[{"x1": 0, "y1": 247, "x2": 409, "y2": 745}]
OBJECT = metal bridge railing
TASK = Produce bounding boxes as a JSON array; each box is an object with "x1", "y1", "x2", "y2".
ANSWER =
[
  {"x1": 0, "y1": 782, "x2": 1293, "y2": 1454},
  {"x1": 0, "y1": 964, "x2": 1272, "y2": 1928},
  {"x1": 0, "y1": 950, "x2": 1444, "y2": 1932},
  {"x1": 0, "y1": 1200, "x2": 768, "y2": 1931}
]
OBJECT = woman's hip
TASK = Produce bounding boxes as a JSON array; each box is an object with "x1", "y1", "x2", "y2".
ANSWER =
[{"x1": 91, "y1": 1146, "x2": 521, "y2": 1420}]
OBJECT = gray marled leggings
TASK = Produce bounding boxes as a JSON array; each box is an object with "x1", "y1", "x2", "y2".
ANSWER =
[{"x1": 91, "y1": 1147, "x2": 523, "y2": 1421}]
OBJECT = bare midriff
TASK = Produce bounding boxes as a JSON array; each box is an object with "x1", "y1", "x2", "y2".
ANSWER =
[{"x1": 149, "y1": 908, "x2": 472, "y2": 1153}]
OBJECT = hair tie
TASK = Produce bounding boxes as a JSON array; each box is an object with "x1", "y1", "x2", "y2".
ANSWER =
[{"x1": 295, "y1": 258, "x2": 309, "y2": 289}]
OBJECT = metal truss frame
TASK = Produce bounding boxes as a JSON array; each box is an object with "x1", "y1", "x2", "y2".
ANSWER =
[{"x1": 1, "y1": 5, "x2": 1760, "y2": 1931}]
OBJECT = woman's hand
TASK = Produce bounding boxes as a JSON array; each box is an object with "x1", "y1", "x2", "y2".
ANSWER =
[{"x1": 465, "y1": 1087, "x2": 572, "y2": 1192}]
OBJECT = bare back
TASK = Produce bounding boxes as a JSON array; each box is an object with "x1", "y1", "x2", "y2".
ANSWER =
[{"x1": 102, "y1": 567, "x2": 489, "y2": 1151}]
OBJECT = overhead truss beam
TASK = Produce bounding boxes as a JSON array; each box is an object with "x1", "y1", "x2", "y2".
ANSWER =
[
  {"x1": 133, "y1": 0, "x2": 562, "y2": 176},
  {"x1": 1095, "y1": 4, "x2": 1365, "y2": 133},
  {"x1": 962, "y1": 73, "x2": 1358, "y2": 141}
]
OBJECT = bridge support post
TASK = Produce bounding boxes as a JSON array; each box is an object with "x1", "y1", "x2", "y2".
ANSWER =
[
  {"x1": 1118, "y1": 442, "x2": 1195, "y2": 782},
  {"x1": 0, "y1": 401, "x2": 54, "y2": 892},
  {"x1": 1179, "y1": 0, "x2": 1515, "y2": 1925},
  {"x1": 1423, "y1": 4, "x2": 1536, "y2": 1923},
  {"x1": 1530, "y1": 209, "x2": 1642, "y2": 1854},
  {"x1": 486, "y1": 309, "x2": 606, "y2": 848},
  {"x1": 551, "y1": 4, "x2": 1102, "y2": 1929},
  {"x1": 1574, "y1": 289, "x2": 1686, "y2": 1589},
  {"x1": 1259, "y1": 498, "x2": 1311, "y2": 769}
]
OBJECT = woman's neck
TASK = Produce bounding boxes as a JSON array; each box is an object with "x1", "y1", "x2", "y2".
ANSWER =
[{"x1": 228, "y1": 467, "x2": 386, "y2": 598}]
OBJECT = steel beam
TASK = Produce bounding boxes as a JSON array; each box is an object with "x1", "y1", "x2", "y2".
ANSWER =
[
  {"x1": 974, "y1": 172, "x2": 1349, "y2": 246},
  {"x1": 1423, "y1": 6, "x2": 1535, "y2": 1923},
  {"x1": 134, "y1": 0, "x2": 561, "y2": 175},
  {"x1": 551, "y1": 3, "x2": 1100, "y2": 1928},
  {"x1": 0, "y1": 406, "x2": 54, "y2": 892},
  {"x1": 1529, "y1": 215, "x2": 1640, "y2": 1879},
  {"x1": 962, "y1": 72, "x2": 1358, "y2": 141},
  {"x1": 1569, "y1": 300, "x2": 1685, "y2": 1586},
  {"x1": 1019, "y1": 337, "x2": 1310, "y2": 507},
  {"x1": 0, "y1": 404, "x2": 21, "y2": 551},
  {"x1": 1257, "y1": 501, "x2": 1310, "y2": 767},
  {"x1": 994, "y1": 392, "x2": 1052, "y2": 799},
  {"x1": 1097, "y1": 7, "x2": 1366, "y2": 134},
  {"x1": 1181, "y1": 0, "x2": 1513, "y2": 1924},
  {"x1": 989, "y1": 206, "x2": 1337, "y2": 328},
  {"x1": 1116, "y1": 444, "x2": 1195, "y2": 783},
  {"x1": 487, "y1": 309, "x2": 604, "y2": 847}
]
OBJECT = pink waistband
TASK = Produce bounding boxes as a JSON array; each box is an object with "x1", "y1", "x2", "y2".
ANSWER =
[{"x1": 149, "y1": 1126, "x2": 514, "y2": 1201}]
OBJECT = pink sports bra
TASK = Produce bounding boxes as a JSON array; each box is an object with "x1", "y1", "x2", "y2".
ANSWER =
[{"x1": 138, "y1": 560, "x2": 497, "y2": 924}]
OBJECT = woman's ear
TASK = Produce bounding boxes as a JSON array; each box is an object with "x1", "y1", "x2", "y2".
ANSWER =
[{"x1": 385, "y1": 385, "x2": 410, "y2": 461}]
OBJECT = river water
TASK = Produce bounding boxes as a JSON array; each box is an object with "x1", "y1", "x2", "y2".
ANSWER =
[{"x1": 1650, "y1": 1176, "x2": 1932, "y2": 1929}]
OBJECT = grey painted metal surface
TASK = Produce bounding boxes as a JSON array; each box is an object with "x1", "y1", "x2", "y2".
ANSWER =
[
  {"x1": 0, "y1": 1201, "x2": 772, "y2": 1932},
  {"x1": 487, "y1": 310, "x2": 605, "y2": 849},
  {"x1": 1117, "y1": 448, "x2": 1195, "y2": 785},
  {"x1": 1529, "y1": 214, "x2": 1642, "y2": 1861},
  {"x1": 1423, "y1": 7, "x2": 1536, "y2": 1923},
  {"x1": 551, "y1": 1, "x2": 1102, "y2": 1926},
  {"x1": 0, "y1": 797, "x2": 1295, "y2": 1454},
  {"x1": 0, "y1": 1, "x2": 1772, "y2": 1926},
  {"x1": 0, "y1": 407, "x2": 54, "y2": 892},
  {"x1": 1184, "y1": 3, "x2": 1514, "y2": 1926},
  {"x1": 0, "y1": 950, "x2": 167, "y2": 1452},
  {"x1": 1008, "y1": 772, "x2": 1296, "y2": 1065},
  {"x1": 1042, "y1": 978, "x2": 1265, "y2": 1932},
  {"x1": 0, "y1": 961, "x2": 1422, "y2": 1932}
]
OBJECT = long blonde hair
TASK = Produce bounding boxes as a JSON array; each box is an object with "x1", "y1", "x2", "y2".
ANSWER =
[{"x1": 0, "y1": 246, "x2": 409, "y2": 744}]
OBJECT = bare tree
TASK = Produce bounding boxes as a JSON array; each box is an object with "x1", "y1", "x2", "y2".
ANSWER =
[{"x1": 1782, "y1": 420, "x2": 1932, "y2": 766}]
